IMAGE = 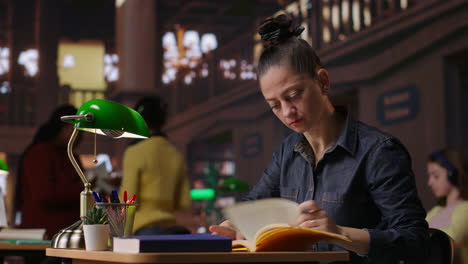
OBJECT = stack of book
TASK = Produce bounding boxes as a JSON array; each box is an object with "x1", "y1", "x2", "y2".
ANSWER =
[
  {"x1": 0, "y1": 228, "x2": 50, "y2": 245},
  {"x1": 113, "y1": 234, "x2": 231, "y2": 253}
]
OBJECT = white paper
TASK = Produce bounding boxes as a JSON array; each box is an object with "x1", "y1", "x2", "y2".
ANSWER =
[
  {"x1": 222, "y1": 198, "x2": 300, "y2": 242},
  {"x1": 0, "y1": 188, "x2": 7, "y2": 227}
]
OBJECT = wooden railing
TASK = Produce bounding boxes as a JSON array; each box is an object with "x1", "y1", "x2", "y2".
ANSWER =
[
  {"x1": 164, "y1": 0, "x2": 439, "y2": 114},
  {"x1": 0, "y1": 85, "x2": 105, "y2": 127},
  {"x1": 305, "y1": 0, "x2": 424, "y2": 50},
  {"x1": 0, "y1": 83, "x2": 35, "y2": 126}
]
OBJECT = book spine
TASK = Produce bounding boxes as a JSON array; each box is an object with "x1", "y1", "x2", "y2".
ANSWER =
[{"x1": 139, "y1": 239, "x2": 231, "y2": 252}]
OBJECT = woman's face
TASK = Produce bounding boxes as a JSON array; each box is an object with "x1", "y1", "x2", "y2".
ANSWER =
[
  {"x1": 427, "y1": 161, "x2": 453, "y2": 198},
  {"x1": 259, "y1": 66, "x2": 328, "y2": 134}
]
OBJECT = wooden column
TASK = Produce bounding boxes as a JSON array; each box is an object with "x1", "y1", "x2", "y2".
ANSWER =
[
  {"x1": 113, "y1": 0, "x2": 161, "y2": 107},
  {"x1": 35, "y1": 0, "x2": 60, "y2": 125}
]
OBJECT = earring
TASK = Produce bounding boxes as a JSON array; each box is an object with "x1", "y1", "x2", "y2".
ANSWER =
[{"x1": 322, "y1": 85, "x2": 329, "y2": 94}]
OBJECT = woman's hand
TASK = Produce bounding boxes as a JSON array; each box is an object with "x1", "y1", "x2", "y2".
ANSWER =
[
  {"x1": 209, "y1": 220, "x2": 245, "y2": 240},
  {"x1": 296, "y1": 200, "x2": 370, "y2": 255},
  {"x1": 296, "y1": 200, "x2": 341, "y2": 235}
]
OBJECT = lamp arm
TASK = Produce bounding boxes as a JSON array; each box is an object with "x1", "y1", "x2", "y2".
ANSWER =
[
  {"x1": 68, "y1": 128, "x2": 90, "y2": 186},
  {"x1": 61, "y1": 113, "x2": 94, "y2": 122},
  {"x1": 68, "y1": 128, "x2": 94, "y2": 219}
]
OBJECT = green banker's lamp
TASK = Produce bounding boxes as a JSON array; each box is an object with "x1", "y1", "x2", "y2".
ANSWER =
[
  {"x1": 0, "y1": 158, "x2": 8, "y2": 193},
  {"x1": 219, "y1": 178, "x2": 249, "y2": 193},
  {"x1": 190, "y1": 178, "x2": 249, "y2": 226},
  {"x1": 0, "y1": 159, "x2": 9, "y2": 228},
  {"x1": 0, "y1": 159, "x2": 8, "y2": 175},
  {"x1": 51, "y1": 99, "x2": 149, "y2": 248},
  {"x1": 190, "y1": 188, "x2": 216, "y2": 200}
]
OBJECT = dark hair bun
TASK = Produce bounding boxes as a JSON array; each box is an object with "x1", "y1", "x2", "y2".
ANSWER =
[
  {"x1": 258, "y1": 14, "x2": 304, "y2": 48},
  {"x1": 134, "y1": 96, "x2": 168, "y2": 129}
]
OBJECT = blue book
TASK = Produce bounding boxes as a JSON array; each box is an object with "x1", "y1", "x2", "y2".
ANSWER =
[
  {"x1": 0, "y1": 239, "x2": 51, "y2": 245},
  {"x1": 112, "y1": 234, "x2": 232, "y2": 253}
]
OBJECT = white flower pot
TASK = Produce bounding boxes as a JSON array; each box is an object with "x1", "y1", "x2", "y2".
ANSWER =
[{"x1": 83, "y1": 224, "x2": 110, "y2": 251}]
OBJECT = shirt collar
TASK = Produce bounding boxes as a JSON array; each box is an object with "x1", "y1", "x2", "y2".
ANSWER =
[
  {"x1": 293, "y1": 106, "x2": 358, "y2": 159},
  {"x1": 334, "y1": 106, "x2": 358, "y2": 156},
  {"x1": 293, "y1": 136, "x2": 314, "y2": 164}
]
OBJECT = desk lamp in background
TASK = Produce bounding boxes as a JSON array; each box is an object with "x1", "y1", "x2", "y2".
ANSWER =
[
  {"x1": 0, "y1": 158, "x2": 8, "y2": 190},
  {"x1": 0, "y1": 158, "x2": 9, "y2": 227},
  {"x1": 218, "y1": 178, "x2": 249, "y2": 193},
  {"x1": 190, "y1": 188, "x2": 215, "y2": 233},
  {"x1": 0, "y1": 159, "x2": 8, "y2": 174},
  {"x1": 190, "y1": 178, "x2": 249, "y2": 233},
  {"x1": 51, "y1": 99, "x2": 149, "y2": 248}
]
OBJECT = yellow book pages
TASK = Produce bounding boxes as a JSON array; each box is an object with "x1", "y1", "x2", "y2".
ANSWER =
[
  {"x1": 232, "y1": 240, "x2": 251, "y2": 252},
  {"x1": 254, "y1": 223, "x2": 292, "y2": 242},
  {"x1": 255, "y1": 225, "x2": 351, "y2": 252},
  {"x1": 231, "y1": 225, "x2": 351, "y2": 252}
]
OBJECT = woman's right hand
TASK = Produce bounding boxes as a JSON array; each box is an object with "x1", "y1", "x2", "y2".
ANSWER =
[{"x1": 209, "y1": 220, "x2": 244, "y2": 240}]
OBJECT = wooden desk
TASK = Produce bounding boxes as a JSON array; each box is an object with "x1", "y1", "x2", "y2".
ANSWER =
[
  {"x1": 0, "y1": 244, "x2": 49, "y2": 264},
  {"x1": 0, "y1": 244, "x2": 49, "y2": 250},
  {"x1": 47, "y1": 248, "x2": 349, "y2": 264}
]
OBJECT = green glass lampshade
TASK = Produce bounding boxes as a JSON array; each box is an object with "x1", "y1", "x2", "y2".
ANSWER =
[
  {"x1": 219, "y1": 178, "x2": 249, "y2": 193},
  {"x1": 190, "y1": 188, "x2": 215, "y2": 200},
  {"x1": 72, "y1": 99, "x2": 150, "y2": 138},
  {"x1": 0, "y1": 159, "x2": 8, "y2": 173}
]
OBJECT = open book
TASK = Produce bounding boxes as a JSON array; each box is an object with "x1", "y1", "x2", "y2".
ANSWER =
[{"x1": 222, "y1": 198, "x2": 350, "y2": 252}]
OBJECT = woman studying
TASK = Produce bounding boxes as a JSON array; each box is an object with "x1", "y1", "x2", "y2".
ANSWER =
[
  {"x1": 210, "y1": 14, "x2": 428, "y2": 264},
  {"x1": 426, "y1": 149, "x2": 468, "y2": 264}
]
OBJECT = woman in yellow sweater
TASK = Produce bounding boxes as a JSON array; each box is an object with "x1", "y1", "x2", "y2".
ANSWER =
[
  {"x1": 426, "y1": 149, "x2": 468, "y2": 264},
  {"x1": 121, "y1": 96, "x2": 192, "y2": 235}
]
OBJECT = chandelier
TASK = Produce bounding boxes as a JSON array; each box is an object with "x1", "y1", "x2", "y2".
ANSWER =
[{"x1": 162, "y1": 25, "x2": 218, "y2": 85}]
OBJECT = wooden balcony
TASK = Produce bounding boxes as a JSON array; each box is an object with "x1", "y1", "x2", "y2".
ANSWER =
[{"x1": 164, "y1": 0, "x2": 456, "y2": 129}]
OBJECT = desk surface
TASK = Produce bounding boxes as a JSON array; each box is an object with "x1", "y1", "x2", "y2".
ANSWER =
[
  {"x1": 47, "y1": 248, "x2": 349, "y2": 264},
  {"x1": 0, "y1": 244, "x2": 49, "y2": 250},
  {"x1": 0, "y1": 244, "x2": 48, "y2": 264}
]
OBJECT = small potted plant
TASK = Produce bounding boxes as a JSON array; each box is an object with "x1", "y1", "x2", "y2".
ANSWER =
[{"x1": 83, "y1": 207, "x2": 110, "y2": 251}]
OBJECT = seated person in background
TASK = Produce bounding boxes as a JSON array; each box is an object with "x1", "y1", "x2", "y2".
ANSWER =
[
  {"x1": 426, "y1": 149, "x2": 468, "y2": 264},
  {"x1": 16, "y1": 105, "x2": 83, "y2": 238},
  {"x1": 210, "y1": 14, "x2": 428, "y2": 264},
  {"x1": 121, "y1": 96, "x2": 192, "y2": 235}
]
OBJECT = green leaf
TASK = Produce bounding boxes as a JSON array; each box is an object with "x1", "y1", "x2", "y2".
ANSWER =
[{"x1": 84, "y1": 207, "x2": 108, "y2": 225}]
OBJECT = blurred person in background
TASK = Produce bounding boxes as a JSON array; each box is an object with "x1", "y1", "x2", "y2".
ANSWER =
[
  {"x1": 121, "y1": 96, "x2": 193, "y2": 235},
  {"x1": 426, "y1": 149, "x2": 468, "y2": 264},
  {"x1": 16, "y1": 105, "x2": 83, "y2": 239}
]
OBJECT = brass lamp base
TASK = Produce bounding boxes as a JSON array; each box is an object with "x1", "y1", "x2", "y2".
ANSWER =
[{"x1": 51, "y1": 219, "x2": 85, "y2": 248}]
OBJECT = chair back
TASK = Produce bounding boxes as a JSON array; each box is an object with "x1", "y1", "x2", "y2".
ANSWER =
[{"x1": 425, "y1": 228, "x2": 455, "y2": 264}]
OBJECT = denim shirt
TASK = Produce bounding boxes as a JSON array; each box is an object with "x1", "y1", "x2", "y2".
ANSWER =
[{"x1": 243, "y1": 110, "x2": 428, "y2": 264}]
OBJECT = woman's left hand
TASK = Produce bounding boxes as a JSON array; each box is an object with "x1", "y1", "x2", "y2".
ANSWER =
[{"x1": 296, "y1": 200, "x2": 342, "y2": 235}]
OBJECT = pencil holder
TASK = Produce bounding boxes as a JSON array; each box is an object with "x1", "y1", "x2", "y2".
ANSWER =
[{"x1": 95, "y1": 203, "x2": 137, "y2": 239}]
